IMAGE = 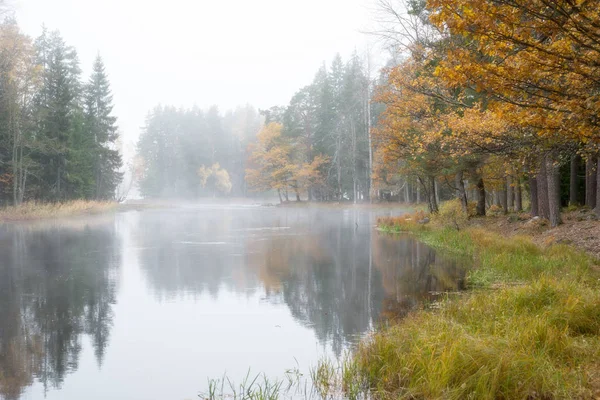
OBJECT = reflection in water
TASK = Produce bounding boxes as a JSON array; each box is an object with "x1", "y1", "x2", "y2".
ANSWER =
[
  {"x1": 0, "y1": 218, "x2": 120, "y2": 399},
  {"x1": 0, "y1": 207, "x2": 467, "y2": 400}
]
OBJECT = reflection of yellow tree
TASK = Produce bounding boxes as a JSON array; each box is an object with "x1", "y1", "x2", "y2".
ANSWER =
[
  {"x1": 372, "y1": 233, "x2": 465, "y2": 322},
  {"x1": 245, "y1": 234, "x2": 328, "y2": 293},
  {"x1": 0, "y1": 332, "x2": 43, "y2": 399}
]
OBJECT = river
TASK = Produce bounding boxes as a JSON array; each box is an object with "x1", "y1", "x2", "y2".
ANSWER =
[{"x1": 0, "y1": 204, "x2": 465, "y2": 400}]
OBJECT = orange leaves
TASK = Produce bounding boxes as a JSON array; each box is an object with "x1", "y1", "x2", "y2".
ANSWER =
[
  {"x1": 245, "y1": 123, "x2": 328, "y2": 196},
  {"x1": 427, "y1": 0, "x2": 600, "y2": 142}
]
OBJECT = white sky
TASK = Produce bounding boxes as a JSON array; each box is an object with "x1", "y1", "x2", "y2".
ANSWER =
[{"x1": 13, "y1": 0, "x2": 380, "y2": 153}]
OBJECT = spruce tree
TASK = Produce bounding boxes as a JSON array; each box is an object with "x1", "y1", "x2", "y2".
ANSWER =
[{"x1": 84, "y1": 55, "x2": 122, "y2": 200}]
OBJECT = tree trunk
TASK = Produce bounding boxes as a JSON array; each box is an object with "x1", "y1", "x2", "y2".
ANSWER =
[
  {"x1": 537, "y1": 156, "x2": 550, "y2": 220},
  {"x1": 476, "y1": 177, "x2": 486, "y2": 216},
  {"x1": 434, "y1": 178, "x2": 440, "y2": 206},
  {"x1": 569, "y1": 154, "x2": 580, "y2": 206},
  {"x1": 277, "y1": 189, "x2": 283, "y2": 204},
  {"x1": 455, "y1": 171, "x2": 468, "y2": 214},
  {"x1": 500, "y1": 181, "x2": 508, "y2": 214},
  {"x1": 596, "y1": 158, "x2": 600, "y2": 217},
  {"x1": 419, "y1": 176, "x2": 439, "y2": 213},
  {"x1": 493, "y1": 190, "x2": 501, "y2": 207},
  {"x1": 515, "y1": 176, "x2": 523, "y2": 212},
  {"x1": 416, "y1": 184, "x2": 421, "y2": 203},
  {"x1": 546, "y1": 153, "x2": 562, "y2": 227},
  {"x1": 586, "y1": 156, "x2": 597, "y2": 208},
  {"x1": 507, "y1": 175, "x2": 514, "y2": 211},
  {"x1": 530, "y1": 174, "x2": 539, "y2": 216}
]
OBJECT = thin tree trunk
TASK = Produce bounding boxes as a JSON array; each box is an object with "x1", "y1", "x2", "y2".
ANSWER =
[
  {"x1": 507, "y1": 175, "x2": 514, "y2": 211},
  {"x1": 500, "y1": 181, "x2": 508, "y2": 214},
  {"x1": 546, "y1": 153, "x2": 562, "y2": 227},
  {"x1": 455, "y1": 171, "x2": 468, "y2": 214},
  {"x1": 586, "y1": 156, "x2": 597, "y2": 208},
  {"x1": 434, "y1": 178, "x2": 440, "y2": 206},
  {"x1": 515, "y1": 176, "x2": 523, "y2": 212},
  {"x1": 430, "y1": 176, "x2": 439, "y2": 213},
  {"x1": 537, "y1": 156, "x2": 550, "y2": 220},
  {"x1": 416, "y1": 184, "x2": 421, "y2": 203},
  {"x1": 476, "y1": 177, "x2": 486, "y2": 216},
  {"x1": 530, "y1": 174, "x2": 539, "y2": 216},
  {"x1": 596, "y1": 158, "x2": 600, "y2": 217},
  {"x1": 569, "y1": 154, "x2": 580, "y2": 206}
]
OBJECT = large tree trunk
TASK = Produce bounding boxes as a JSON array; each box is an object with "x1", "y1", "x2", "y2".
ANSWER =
[
  {"x1": 546, "y1": 153, "x2": 562, "y2": 227},
  {"x1": 515, "y1": 176, "x2": 523, "y2": 212},
  {"x1": 569, "y1": 154, "x2": 580, "y2": 206},
  {"x1": 537, "y1": 157, "x2": 550, "y2": 220},
  {"x1": 529, "y1": 175, "x2": 538, "y2": 216},
  {"x1": 476, "y1": 177, "x2": 486, "y2": 216},
  {"x1": 586, "y1": 156, "x2": 597, "y2": 208},
  {"x1": 455, "y1": 171, "x2": 468, "y2": 214}
]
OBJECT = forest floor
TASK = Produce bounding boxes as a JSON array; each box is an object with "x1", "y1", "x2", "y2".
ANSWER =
[
  {"x1": 0, "y1": 200, "x2": 119, "y2": 222},
  {"x1": 470, "y1": 208, "x2": 600, "y2": 260}
]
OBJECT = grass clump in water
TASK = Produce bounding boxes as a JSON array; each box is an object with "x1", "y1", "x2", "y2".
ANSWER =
[{"x1": 356, "y1": 218, "x2": 600, "y2": 399}]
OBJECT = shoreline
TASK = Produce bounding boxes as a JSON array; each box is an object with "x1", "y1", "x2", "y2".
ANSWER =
[
  {"x1": 349, "y1": 215, "x2": 600, "y2": 399},
  {"x1": 0, "y1": 200, "x2": 120, "y2": 223}
]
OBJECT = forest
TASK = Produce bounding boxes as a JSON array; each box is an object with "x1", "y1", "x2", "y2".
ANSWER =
[
  {"x1": 244, "y1": 0, "x2": 600, "y2": 228},
  {"x1": 0, "y1": 0, "x2": 597, "y2": 231},
  {"x1": 0, "y1": 18, "x2": 122, "y2": 206}
]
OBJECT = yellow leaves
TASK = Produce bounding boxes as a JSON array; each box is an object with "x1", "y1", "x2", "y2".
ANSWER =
[{"x1": 198, "y1": 163, "x2": 232, "y2": 194}]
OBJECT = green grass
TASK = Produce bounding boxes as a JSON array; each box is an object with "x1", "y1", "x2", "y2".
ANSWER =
[{"x1": 348, "y1": 218, "x2": 600, "y2": 399}]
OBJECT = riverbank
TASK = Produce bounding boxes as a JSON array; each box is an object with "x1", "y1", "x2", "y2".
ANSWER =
[
  {"x1": 0, "y1": 200, "x2": 119, "y2": 222},
  {"x1": 351, "y1": 214, "x2": 600, "y2": 399}
]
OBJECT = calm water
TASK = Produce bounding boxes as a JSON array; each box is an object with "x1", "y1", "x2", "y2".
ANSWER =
[{"x1": 0, "y1": 205, "x2": 465, "y2": 400}]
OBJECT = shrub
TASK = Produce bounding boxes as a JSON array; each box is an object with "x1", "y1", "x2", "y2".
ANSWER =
[{"x1": 433, "y1": 199, "x2": 468, "y2": 229}]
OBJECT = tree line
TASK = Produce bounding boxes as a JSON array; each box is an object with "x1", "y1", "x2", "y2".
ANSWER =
[
  {"x1": 0, "y1": 17, "x2": 122, "y2": 205},
  {"x1": 247, "y1": 53, "x2": 375, "y2": 202},
  {"x1": 370, "y1": 0, "x2": 600, "y2": 226},
  {"x1": 137, "y1": 105, "x2": 262, "y2": 198}
]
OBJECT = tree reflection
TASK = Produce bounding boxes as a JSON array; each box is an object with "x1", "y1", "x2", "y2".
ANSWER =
[
  {"x1": 0, "y1": 220, "x2": 119, "y2": 399},
  {"x1": 135, "y1": 209, "x2": 467, "y2": 357}
]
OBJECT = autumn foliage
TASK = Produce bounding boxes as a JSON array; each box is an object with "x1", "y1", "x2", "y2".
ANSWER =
[{"x1": 371, "y1": 0, "x2": 600, "y2": 226}]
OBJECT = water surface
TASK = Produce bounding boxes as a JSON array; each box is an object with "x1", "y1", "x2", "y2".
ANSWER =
[{"x1": 0, "y1": 205, "x2": 465, "y2": 400}]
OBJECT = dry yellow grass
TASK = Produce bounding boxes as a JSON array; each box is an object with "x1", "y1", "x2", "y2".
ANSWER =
[{"x1": 0, "y1": 200, "x2": 118, "y2": 222}]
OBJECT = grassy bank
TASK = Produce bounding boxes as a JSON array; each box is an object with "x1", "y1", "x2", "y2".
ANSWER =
[
  {"x1": 346, "y1": 214, "x2": 600, "y2": 399},
  {"x1": 0, "y1": 200, "x2": 118, "y2": 222}
]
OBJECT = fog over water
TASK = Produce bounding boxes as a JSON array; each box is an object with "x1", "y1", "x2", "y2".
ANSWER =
[{"x1": 0, "y1": 205, "x2": 466, "y2": 400}]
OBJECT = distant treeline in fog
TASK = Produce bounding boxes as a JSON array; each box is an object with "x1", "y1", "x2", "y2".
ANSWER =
[
  {"x1": 136, "y1": 105, "x2": 262, "y2": 198},
  {"x1": 138, "y1": 53, "x2": 375, "y2": 202},
  {"x1": 0, "y1": 19, "x2": 122, "y2": 205}
]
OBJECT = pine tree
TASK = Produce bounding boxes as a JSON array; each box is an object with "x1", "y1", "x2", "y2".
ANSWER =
[{"x1": 84, "y1": 55, "x2": 122, "y2": 199}]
